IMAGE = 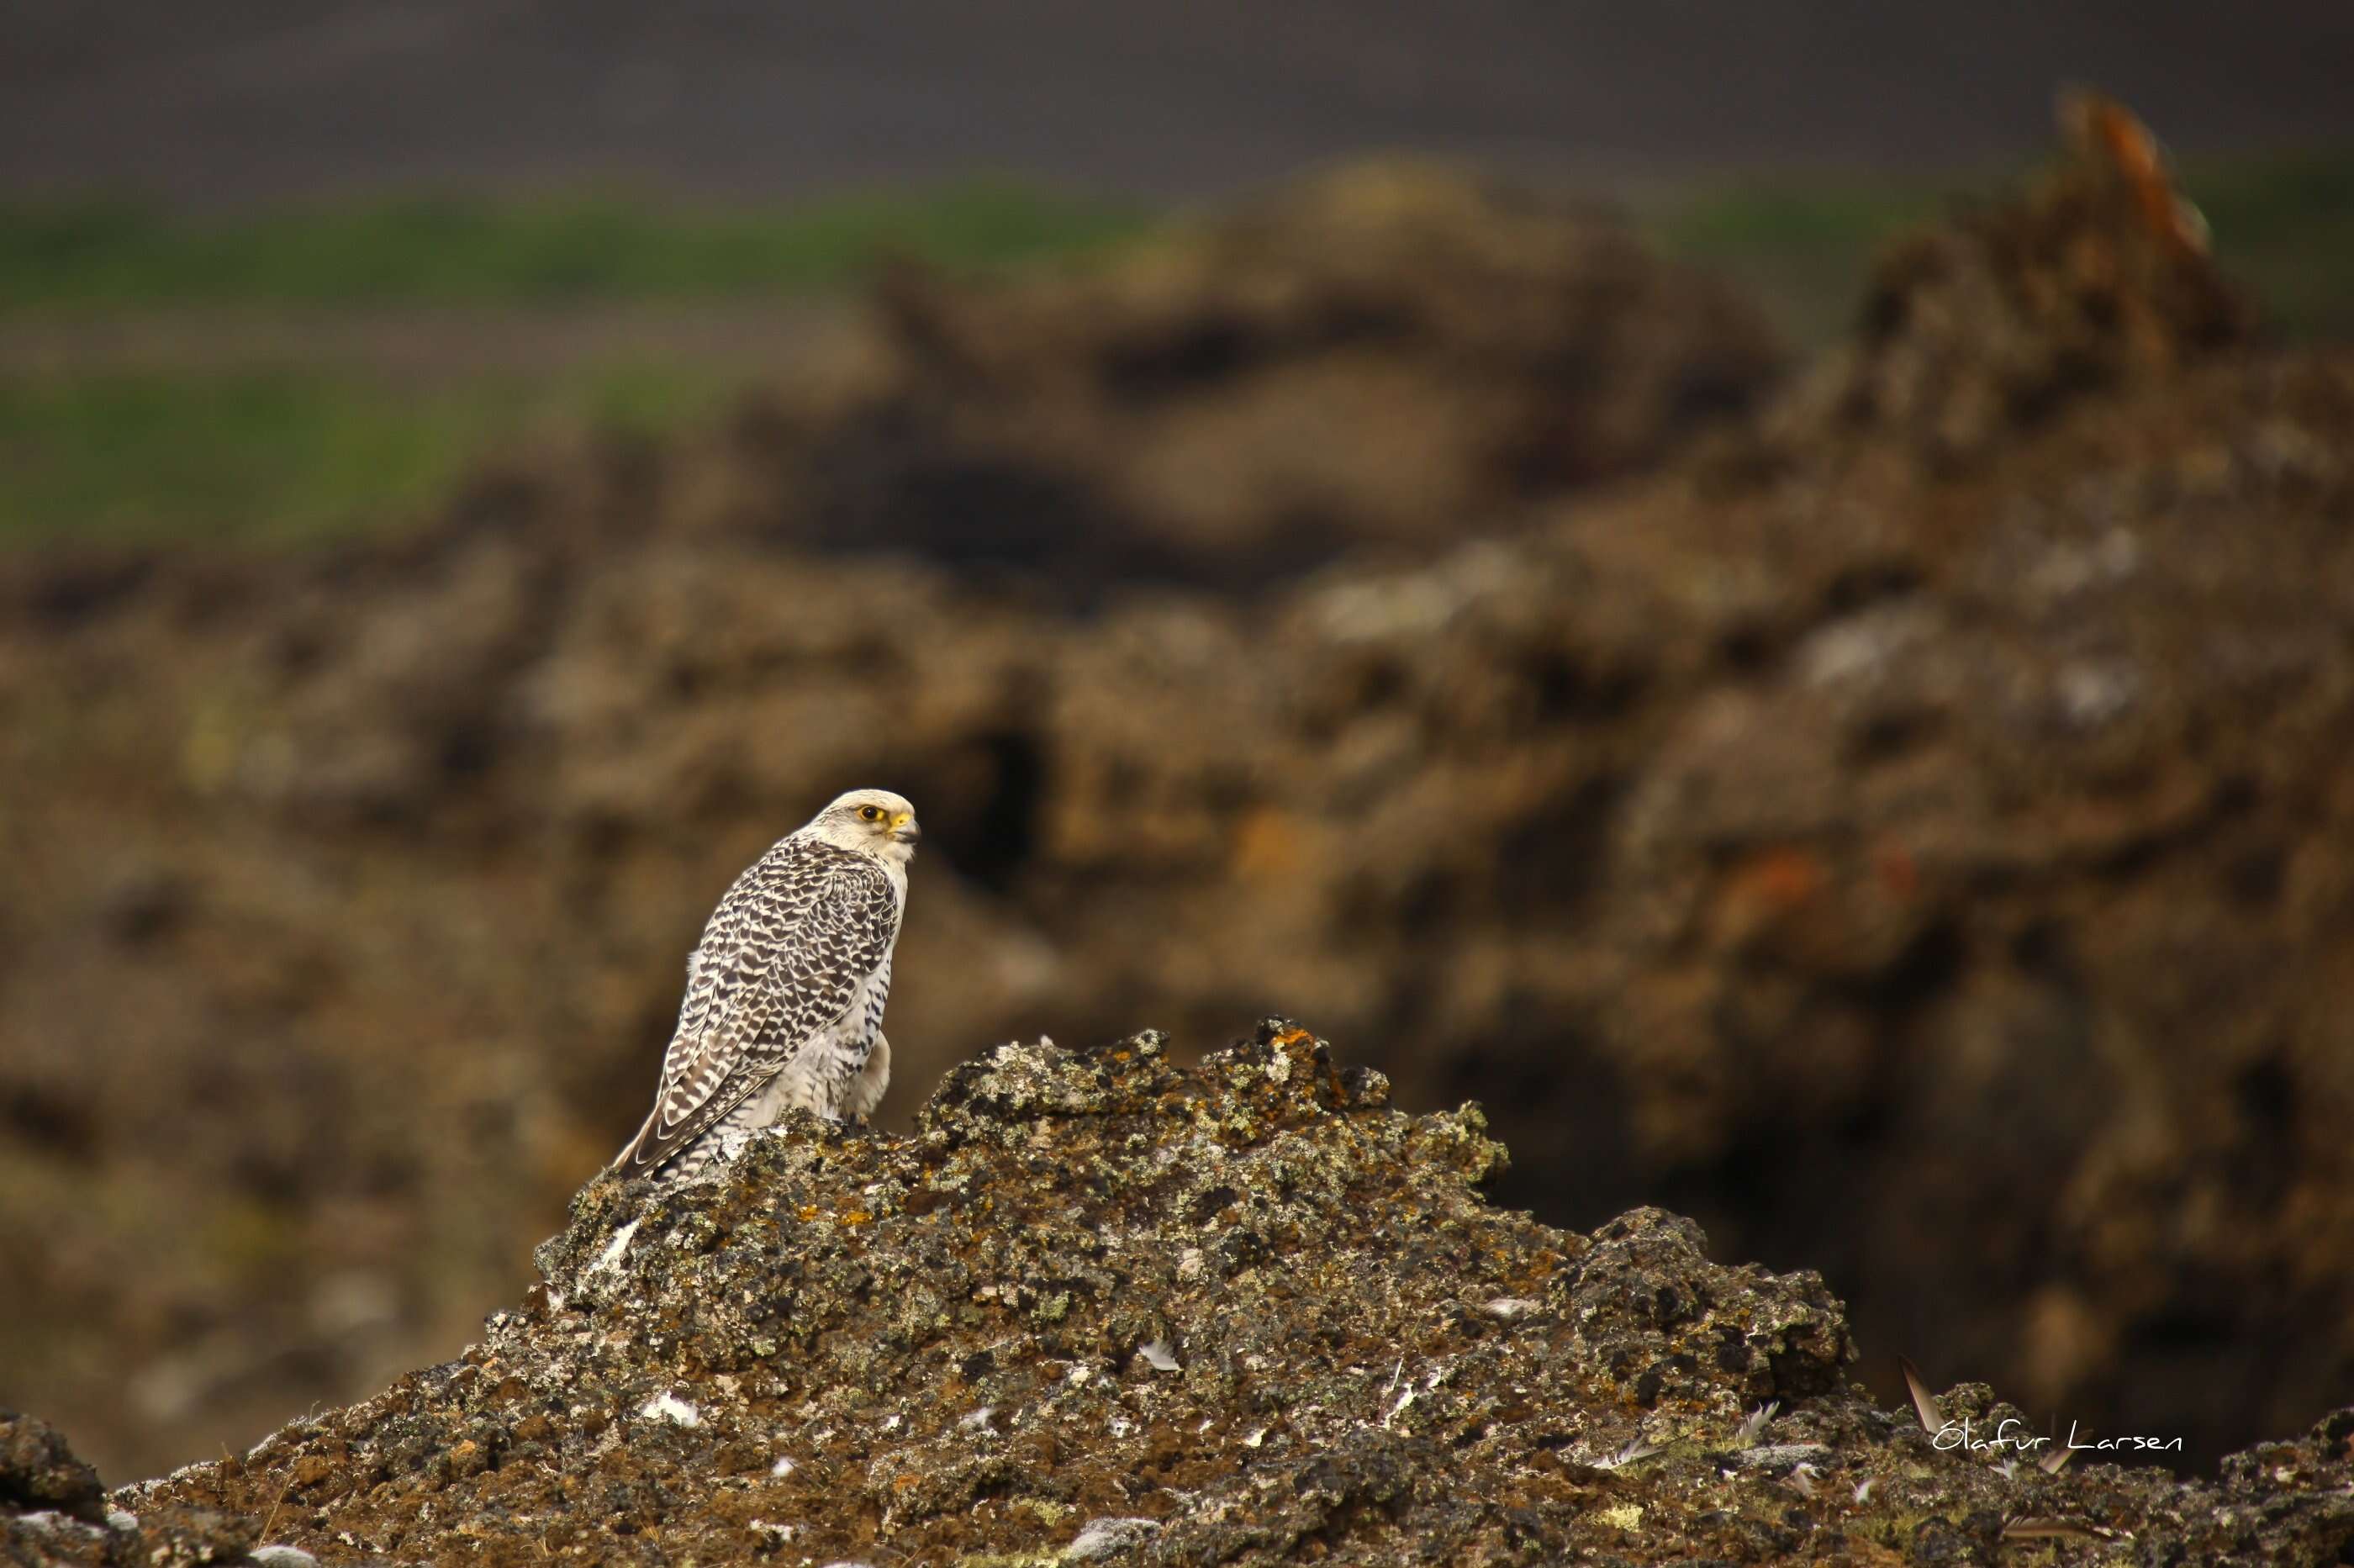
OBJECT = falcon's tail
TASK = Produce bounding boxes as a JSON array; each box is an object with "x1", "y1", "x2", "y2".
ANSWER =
[{"x1": 609, "y1": 1106, "x2": 667, "y2": 1175}]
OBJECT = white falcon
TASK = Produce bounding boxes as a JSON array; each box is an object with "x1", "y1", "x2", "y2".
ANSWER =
[{"x1": 611, "y1": 788, "x2": 918, "y2": 1182}]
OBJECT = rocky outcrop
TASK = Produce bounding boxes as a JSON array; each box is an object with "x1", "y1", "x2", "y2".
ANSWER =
[
  {"x1": 1759, "y1": 91, "x2": 2251, "y2": 470},
  {"x1": 13, "y1": 1024, "x2": 2348, "y2": 1566}
]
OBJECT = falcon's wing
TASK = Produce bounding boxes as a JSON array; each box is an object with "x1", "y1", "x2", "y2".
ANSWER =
[
  {"x1": 615, "y1": 844, "x2": 896, "y2": 1174},
  {"x1": 658, "y1": 948, "x2": 712, "y2": 1088}
]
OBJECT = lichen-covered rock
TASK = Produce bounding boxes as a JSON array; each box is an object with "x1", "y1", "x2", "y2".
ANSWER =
[
  {"x1": 0, "y1": 1504, "x2": 263, "y2": 1568},
  {"x1": 103, "y1": 1024, "x2": 2354, "y2": 1565},
  {"x1": 2, "y1": 1410, "x2": 262, "y2": 1568},
  {"x1": 0, "y1": 1413, "x2": 103, "y2": 1527},
  {"x1": 3, "y1": 1412, "x2": 298, "y2": 1568}
]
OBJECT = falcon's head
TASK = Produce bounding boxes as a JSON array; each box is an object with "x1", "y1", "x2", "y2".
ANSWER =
[{"x1": 810, "y1": 788, "x2": 921, "y2": 863}]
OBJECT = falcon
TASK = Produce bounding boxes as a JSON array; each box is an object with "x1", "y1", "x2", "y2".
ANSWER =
[{"x1": 611, "y1": 788, "x2": 918, "y2": 1181}]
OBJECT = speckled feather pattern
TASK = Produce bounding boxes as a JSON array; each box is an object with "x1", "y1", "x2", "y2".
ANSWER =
[{"x1": 615, "y1": 833, "x2": 904, "y2": 1180}]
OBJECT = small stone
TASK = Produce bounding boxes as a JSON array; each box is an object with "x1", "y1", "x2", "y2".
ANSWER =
[{"x1": 1064, "y1": 1516, "x2": 1162, "y2": 1560}]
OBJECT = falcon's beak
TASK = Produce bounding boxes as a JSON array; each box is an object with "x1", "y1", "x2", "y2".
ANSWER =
[{"x1": 890, "y1": 813, "x2": 921, "y2": 847}]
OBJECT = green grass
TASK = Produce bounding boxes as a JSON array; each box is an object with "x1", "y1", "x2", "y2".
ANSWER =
[
  {"x1": 3, "y1": 152, "x2": 2347, "y2": 546},
  {"x1": 2181, "y1": 149, "x2": 2354, "y2": 343},
  {"x1": 0, "y1": 363, "x2": 741, "y2": 543},
  {"x1": 1649, "y1": 180, "x2": 1956, "y2": 347},
  {"x1": 0, "y1": 180, "x2": 1148, "y2": 544},
  {"x1": 0, "y1": 182, "x2": 1148, "y2": 310}
]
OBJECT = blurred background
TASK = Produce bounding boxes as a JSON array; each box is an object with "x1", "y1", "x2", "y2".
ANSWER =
[{"x1": 4, "y1": 1, "x2": 2353, "y2": 1486}]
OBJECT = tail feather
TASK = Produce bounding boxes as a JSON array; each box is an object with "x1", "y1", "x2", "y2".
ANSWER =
[{"x1": 610, "y1": 1105, "x2": 664, "y2": 1175}]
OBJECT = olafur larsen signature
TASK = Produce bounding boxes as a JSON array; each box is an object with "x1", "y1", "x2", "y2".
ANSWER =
[{"x1": 1932, "y1": 1417, "x2": 2182, "y2": 1455}]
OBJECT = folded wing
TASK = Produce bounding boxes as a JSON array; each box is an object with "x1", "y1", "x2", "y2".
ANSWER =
[{"x1": 613, "y1": 846, "x2": 895, "y2": 1174}]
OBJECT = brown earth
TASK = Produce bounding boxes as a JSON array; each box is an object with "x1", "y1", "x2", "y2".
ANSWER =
[{"x1": 3, "y1": 115, "x2": 2352, "y2": 1496}]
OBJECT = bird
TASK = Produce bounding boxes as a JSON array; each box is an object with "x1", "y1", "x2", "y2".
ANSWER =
[{"x1": 610, "y1": 788, "x2": 919, "y2": 1182}]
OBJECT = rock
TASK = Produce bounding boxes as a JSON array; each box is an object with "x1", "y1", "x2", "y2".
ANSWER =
[
  {"x1": 1756, "y1": 90, "x2": 2251, "y2": 471},
  {"x1": 0, "y1": 1412, "x2": 261, "y2": 1567},
  {"x1": 1064, "y1": 1515, "x2": 1160, "y2": 1560},
  {"x1": 0, "y1": 1412, "x2": 103, "y2": 1525},
  {"x1": 91, "y1": 1024, "x2": 2354, "y2": 1565}
]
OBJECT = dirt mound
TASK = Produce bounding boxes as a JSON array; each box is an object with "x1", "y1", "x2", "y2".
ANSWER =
[
  {"x1": 3, "y1": 119, "x2": 2351, "y2": 1490},
  {"x1": 57, "y1": 1024, "x2": 2346, "y2": 1565},
  {"x1": 644, "y1": 160, "x2": 1787, "y2": 594},
  {"x1": 1760, "y1": 92, "x2": 2252, "y2": 471}
]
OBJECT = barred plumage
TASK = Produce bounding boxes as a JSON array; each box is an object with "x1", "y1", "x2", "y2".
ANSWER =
[{"x1": 611, "y1": 789, "x2": 918, "y2": 1181}]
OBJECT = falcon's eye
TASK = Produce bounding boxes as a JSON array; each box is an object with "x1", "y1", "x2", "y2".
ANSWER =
[{"x1": 858, "y1": 805, "x2": 885, "y2": 822}]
